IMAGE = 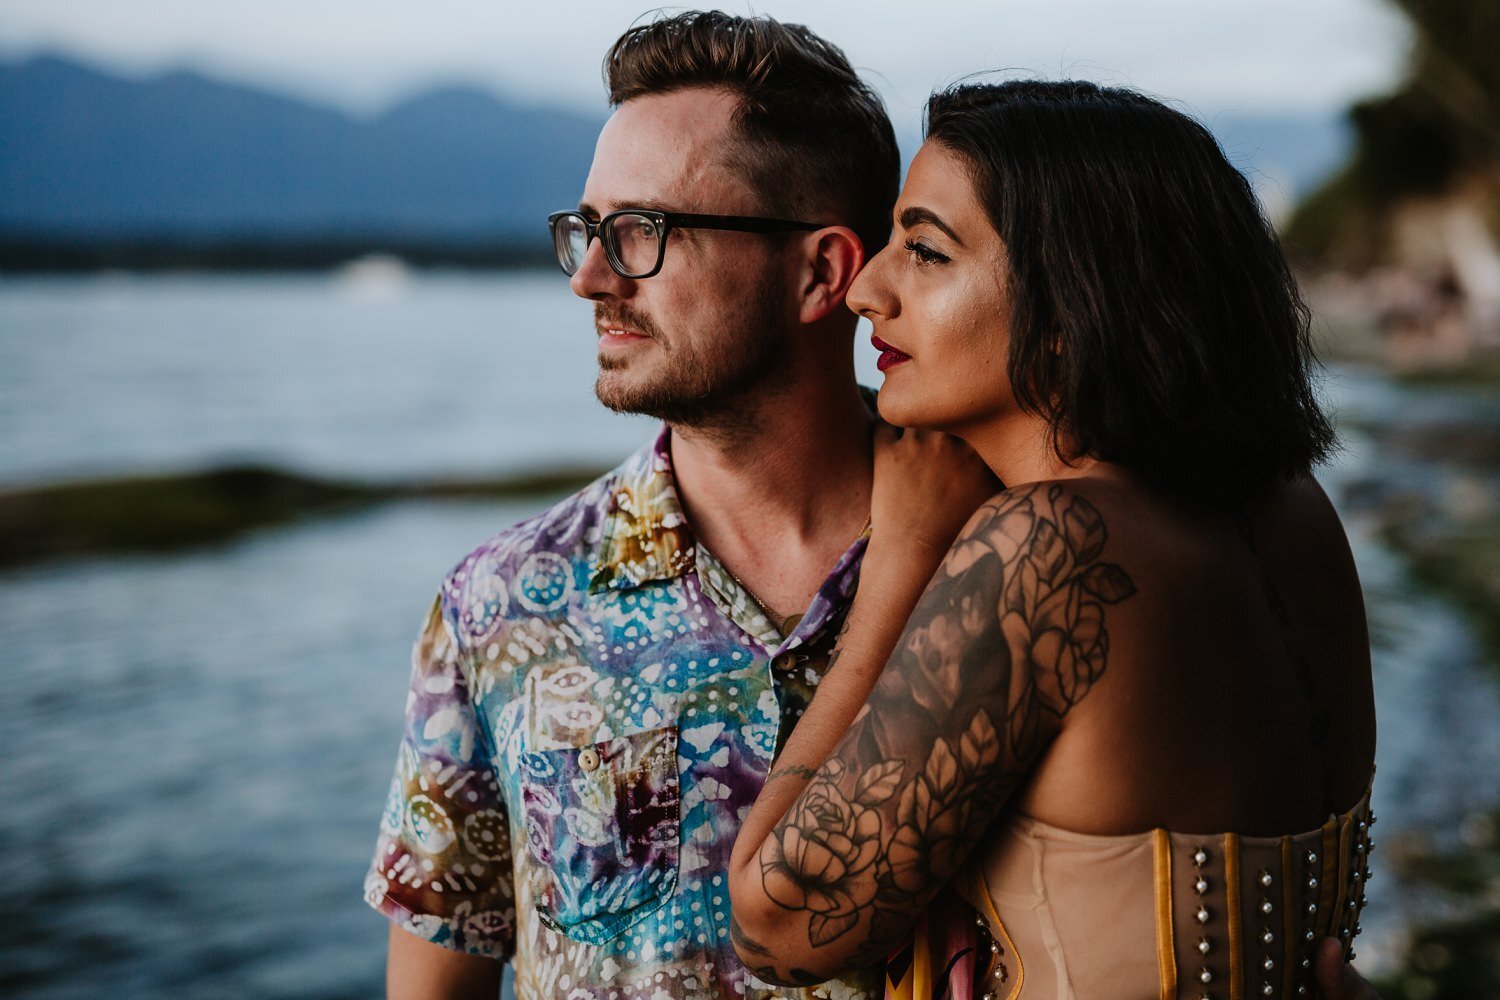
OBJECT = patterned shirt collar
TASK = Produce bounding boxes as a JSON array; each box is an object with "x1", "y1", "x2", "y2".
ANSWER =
[
  {"x1": 589, "y1": 426, "x2": 694, "y2": 594},
  {"x1": 588, "y1": 423, "x2": 869, "y2": 655}
]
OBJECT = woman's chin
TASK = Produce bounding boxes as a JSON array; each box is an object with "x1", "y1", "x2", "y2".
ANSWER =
[{"x1": 875, "y1": 386, "x2": 938, "y2": 432}]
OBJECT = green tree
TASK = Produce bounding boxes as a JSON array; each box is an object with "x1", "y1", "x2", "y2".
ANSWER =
[{"x1": 1286, "y1": 0, "x2": 1500, "y2": 269}]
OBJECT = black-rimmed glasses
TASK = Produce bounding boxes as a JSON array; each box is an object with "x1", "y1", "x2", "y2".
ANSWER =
[{"x1": 547, "y1": 209, "x2": 821, "y2": 279}]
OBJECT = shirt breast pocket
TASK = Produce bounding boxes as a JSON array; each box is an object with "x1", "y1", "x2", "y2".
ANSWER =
[{"x1": 519, "y1": 725, "x2": 681, "y2": 945}]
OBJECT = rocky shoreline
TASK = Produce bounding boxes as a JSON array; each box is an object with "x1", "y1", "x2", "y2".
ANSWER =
[
  {"x1": 0, "y1": 464, "x2": 605, "y2": 568},
  {"x1": 1318, "y1": 342, "x2": 1500, "y2": 995}
]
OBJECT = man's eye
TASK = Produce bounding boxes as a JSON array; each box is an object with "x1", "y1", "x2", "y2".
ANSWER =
[{"x1": 904, "y1": 240, "x2": 949, "y2": 265}]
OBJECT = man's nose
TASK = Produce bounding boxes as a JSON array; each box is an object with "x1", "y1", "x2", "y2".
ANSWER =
[{"x1": 569, "y1": 236, "x2": 633, "y2": 300}]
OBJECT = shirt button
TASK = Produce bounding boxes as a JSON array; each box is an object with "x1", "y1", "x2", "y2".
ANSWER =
[{"x1": 578, "y1": 747, "x2": 601, "y2": 772}]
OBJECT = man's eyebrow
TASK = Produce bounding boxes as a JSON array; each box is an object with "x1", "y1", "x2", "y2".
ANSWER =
[
  {"x1": 629, "y1": 198, "x2": 676, "y2": 214},
  {"x1": 898, "y1": 206, "x2": 964, "y2": 246},
  {"x1": 576, "y1": 198, "x2": 677, "y2": 218}
]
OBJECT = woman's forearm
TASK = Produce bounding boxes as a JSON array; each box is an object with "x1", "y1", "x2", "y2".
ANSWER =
[
  {"x1": 727, "y1": 536, "x2": 948, "y2": 978},
  {"x1": 728, "y1": 428, "x2": 1002, "y2": 981}
]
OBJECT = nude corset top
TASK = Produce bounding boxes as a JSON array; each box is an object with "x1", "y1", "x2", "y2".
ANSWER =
[{"x1": 958, "y1": 783, "x2": 1375, "y2": 1000}]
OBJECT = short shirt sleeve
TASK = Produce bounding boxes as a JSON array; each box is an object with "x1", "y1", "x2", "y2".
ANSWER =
[{"x1": 364, "y1": 595, "x2": 516, "y2": 960}]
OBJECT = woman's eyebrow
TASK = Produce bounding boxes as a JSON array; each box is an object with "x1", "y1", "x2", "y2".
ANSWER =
[{"x1": 898, "y1": 206, "x2": 965, "y2": 246}]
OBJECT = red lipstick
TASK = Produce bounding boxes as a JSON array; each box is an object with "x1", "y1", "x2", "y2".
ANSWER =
[{"x1": 872, "y1": 335, "x2": 911, "y2": 372}]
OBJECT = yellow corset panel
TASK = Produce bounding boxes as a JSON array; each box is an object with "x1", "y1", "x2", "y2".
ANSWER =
[{"x1": 962, "y1": 785, "x2": 1374, "y2": 1000}]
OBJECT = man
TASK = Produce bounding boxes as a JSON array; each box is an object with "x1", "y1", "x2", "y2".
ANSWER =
[
  {"x1": 368, "y1": 12, "x2": 896, "y2": 999},
  {"x1": 367, "y1": 11, "x2": 1380, "y2": 999}
]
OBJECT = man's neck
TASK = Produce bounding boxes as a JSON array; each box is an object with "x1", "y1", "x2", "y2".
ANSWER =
[{"x1": 668, "y1": 378, "x2": 874, "y2": 623}]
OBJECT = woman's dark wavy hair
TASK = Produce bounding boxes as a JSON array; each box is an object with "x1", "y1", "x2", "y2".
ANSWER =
[{"x1": 925, "y1": 80, "x2": 1335, "y2": 499}]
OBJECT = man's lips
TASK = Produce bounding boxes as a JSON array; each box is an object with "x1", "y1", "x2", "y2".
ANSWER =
[
  {"x1": 872, "y1": 335, "x2": 911, "y2": 372},
  {"x1": 597, "y1": 325, "x2": 650, "y2": 344}
]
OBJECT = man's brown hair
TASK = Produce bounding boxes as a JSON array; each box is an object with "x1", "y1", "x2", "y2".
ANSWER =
[{"x1": 605, "y1": 10, "x2": 899, "y2": 258}]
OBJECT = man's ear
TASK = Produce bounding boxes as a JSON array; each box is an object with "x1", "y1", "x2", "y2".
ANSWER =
[{"x1": 796, "y1": 226, "x2": 866, "y2": 324}]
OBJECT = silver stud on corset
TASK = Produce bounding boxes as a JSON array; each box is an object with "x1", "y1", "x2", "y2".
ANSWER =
[
  {"x1": 1198, "y1": 937, "x2": 1212, "y2": 955},
  {"x1": 1263, "y1": 984, "x2": 1276, "y2": 996},
  {"x1": 1261, "y1": 929, "x2": 1275, "y2": 945},
  {"x1": 1307, "y1": 876, "x2": 1319, "y2": 890},
  {"x1": 1298, "y1": 987, "x2": 1307, "y2": 996},
  {"x1": 1197, "y1": 906, "x2": 1212, "y2": 924},
  {"x1": 1260, "y1": 898, "x2": 1274, "y2": 915},
  {"x1": 1307, "y1": 902, "x2": 1318, "y2": 915},
  {"x1": 1194, "y1": 847, "x2": 1210, "y2": 866},
  {"x1": 1305, "y1": 930, "x2": 1316, "y2": 943},
  {"x1": 1195, "y1": 876, "x2": 1210, "y2": 895},
  {"x1": 1200, "y1": 967, "x2": 1214, "y2": 984},
  {"x1": 1264, "y1": 957, "x2": 1275, "y2": 972},
  {"x1": 1259, "y1": 870, "x2": 1274, "y2": 888},
  {"x1": 1305, "y1": 850, "x2": 1319, "y2": 865}
]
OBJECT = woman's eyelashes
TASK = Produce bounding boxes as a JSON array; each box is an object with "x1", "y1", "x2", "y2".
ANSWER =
[{"x1": 903, "y1": 238, "x2": 950, "y2": 266}]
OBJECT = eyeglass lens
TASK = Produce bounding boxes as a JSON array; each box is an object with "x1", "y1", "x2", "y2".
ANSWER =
[{"x1": 553, "y1": 212, "x2": 663, "y2": 278}]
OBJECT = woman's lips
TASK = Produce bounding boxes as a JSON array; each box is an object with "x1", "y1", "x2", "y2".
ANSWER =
[{"x1": 872, "y1": 335, "x2": 911, "y2": 372}]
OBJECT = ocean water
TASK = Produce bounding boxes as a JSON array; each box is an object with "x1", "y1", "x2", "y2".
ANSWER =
[
  {"x1": 0, "y1": 271, "x2": 657, "y2": 486},
  {"x1": 1, "y1": 272, "x2": 1496, "y2": 996}
]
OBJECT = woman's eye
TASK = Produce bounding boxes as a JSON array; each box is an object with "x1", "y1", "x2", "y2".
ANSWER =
[{"x1": 903, "y1": 239, "x2": 949, "y2": 265}]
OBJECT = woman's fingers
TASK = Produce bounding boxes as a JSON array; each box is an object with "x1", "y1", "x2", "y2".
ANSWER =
[{"x1": 871, "y1": 426, "x2": 1000, "y2": 555}]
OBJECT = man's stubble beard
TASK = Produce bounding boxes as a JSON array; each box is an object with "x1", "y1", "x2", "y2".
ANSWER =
[{"x1": 593, "y1": 271, "x2": 793, "y2": 436}]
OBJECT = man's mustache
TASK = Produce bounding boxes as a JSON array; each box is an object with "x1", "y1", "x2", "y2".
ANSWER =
[{"x1": 594, "y1": 304, "x2": 663, "y2": 342}]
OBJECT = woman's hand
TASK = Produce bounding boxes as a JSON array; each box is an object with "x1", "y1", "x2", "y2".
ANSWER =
[{"x1": 868, "y1": 423, "x2": 1000, "y2": 571}]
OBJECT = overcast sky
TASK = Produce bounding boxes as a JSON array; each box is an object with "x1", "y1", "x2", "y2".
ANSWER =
[{"x1": 1, "y1": 1, "x2": 1410, "y2": 128}]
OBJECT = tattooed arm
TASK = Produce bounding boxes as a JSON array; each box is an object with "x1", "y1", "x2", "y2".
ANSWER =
[{"x1": 728, "y1": 482, "x2": 1136, "y2": 985}]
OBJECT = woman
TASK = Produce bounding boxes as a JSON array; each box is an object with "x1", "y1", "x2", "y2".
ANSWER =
[{"x1": 727, "y1": 80, "x2": 1377, "y2": 999}]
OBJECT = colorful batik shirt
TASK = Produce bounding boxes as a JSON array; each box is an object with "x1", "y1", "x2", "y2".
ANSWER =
[{"x1": 365, "y1": 427, "x2": 880, "y2": 999}]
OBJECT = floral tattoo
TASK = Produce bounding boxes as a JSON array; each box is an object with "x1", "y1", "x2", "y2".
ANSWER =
[{"x1": 751, "y1": 484, "x2": 1136, "y2": 975}]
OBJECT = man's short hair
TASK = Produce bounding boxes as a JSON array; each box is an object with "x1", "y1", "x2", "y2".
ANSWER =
[{"x1": 604, "y1": 10, "x2": 900, "y2": 259}]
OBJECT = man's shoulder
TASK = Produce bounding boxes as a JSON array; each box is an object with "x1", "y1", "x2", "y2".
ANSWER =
[
  {"x1": 432, "y1": 438, "x2": 661, "y2": 637},
  {"x1": 442, "y1": 471, "x2": 611, "y2": 588}
]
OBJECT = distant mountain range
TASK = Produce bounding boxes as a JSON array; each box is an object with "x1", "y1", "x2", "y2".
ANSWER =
[
  {"x1": 0, "y1": 55, "x2": 1351, "y2": 268},
  {"x1": 0, "y1": 56, "x2": 605, "y2": 256}
]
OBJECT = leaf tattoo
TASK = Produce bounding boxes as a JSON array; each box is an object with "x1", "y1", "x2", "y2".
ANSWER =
[{"x1": 754, "y1": 484, "x2": 1136, "y2": 975}]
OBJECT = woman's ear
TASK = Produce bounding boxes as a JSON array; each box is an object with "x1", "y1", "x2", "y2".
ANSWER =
[{"x1": 796, "y1": 226, "x2": 866, "y2": 324}]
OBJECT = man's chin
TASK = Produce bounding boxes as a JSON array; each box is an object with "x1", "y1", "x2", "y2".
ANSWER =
[
  {"x1": 594, "y1": 370, "x2": 663, "y2": 417},
  {"x1": 595, "y1": 370, "x2": 722, "y2": 425}
]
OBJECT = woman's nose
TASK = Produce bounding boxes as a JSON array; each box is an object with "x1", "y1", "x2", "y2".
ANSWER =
[{"x1": 846, "y1": 245, "x2": 894, "y2": 319}]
